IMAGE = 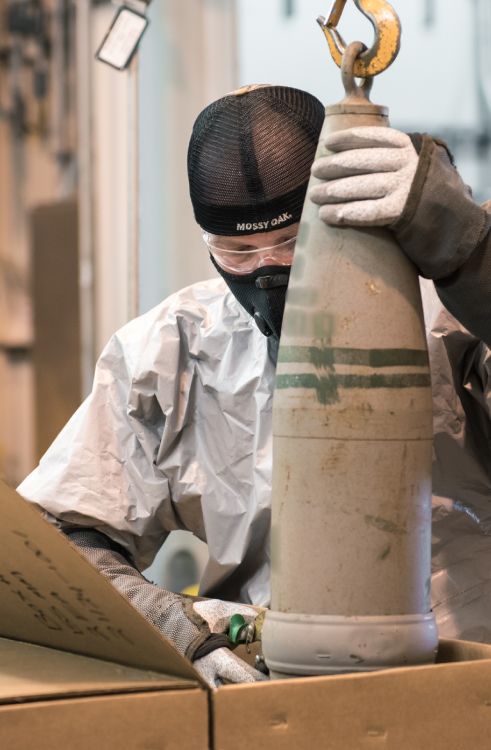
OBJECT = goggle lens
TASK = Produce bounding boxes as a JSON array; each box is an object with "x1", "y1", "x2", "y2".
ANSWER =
[{"x1": 203, "y1": 234, "x2": 296, "y2": 275}]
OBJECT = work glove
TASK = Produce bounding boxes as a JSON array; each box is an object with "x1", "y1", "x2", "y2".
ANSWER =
[
  {"x1": 194, "y1": 646, "x2": 268, "y2": 689},
  {"x1": 67, "y1": 529, "x2": 267, "y2": 686},
  {"x1": 309, "y1": 127, "x2": 491, "y2": 283},
  {"x1": 192, "y1": 598, "x2": 261, "y2": 635},
  {"x1": 309, "y1": 126, "x2": 418, "y2": 227},
  {"x1": 191, "y1": 598, "x2": 269, "y2": 687},
  {"x1": 307, "y1": 124, "x2": 491, "y2": 347}
]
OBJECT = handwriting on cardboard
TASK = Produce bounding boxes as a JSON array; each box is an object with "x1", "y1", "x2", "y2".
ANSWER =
[
  {"x1": 0, "y1": 478, "x2": 198, "y2": 680},
  {"x1": 1, "y1": 529, "x2": 133, "y2": 645}
]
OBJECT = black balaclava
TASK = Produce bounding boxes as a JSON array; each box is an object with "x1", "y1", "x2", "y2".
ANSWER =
[
  {"x1": 210, "y1": 254, "x2": 290, "y2": 339},
  {"x1": 187, "y1": 84, "x2": 324, "y2": 346}
]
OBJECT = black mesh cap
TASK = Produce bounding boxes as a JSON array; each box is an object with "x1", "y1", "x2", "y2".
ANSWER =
[{"x1": 187, "y1": 84, "x2": 325, "y2": 236}]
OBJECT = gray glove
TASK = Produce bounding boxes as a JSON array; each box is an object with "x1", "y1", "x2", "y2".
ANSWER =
[
  {"x1": 192, "y1": 598, "x2": 262, "y2": 634},
  {"x1": 67, "y1": 528, "x2": 267, "y2": 687},
  {"x1": 192, "y1": 597, "x2": 268, "y2": 687},
  {"x1": 194, "y1": 647, "x2": 268, "y2": 689},
  {"x1": 68, "y1": 529, "x2": 223, "y2": 660},
  {"x1": 310, "y1": 128, "x2": 490, "y2": 284},
  {"x1": 309, "y1": 127, "x2": 418, "y2": 227}
]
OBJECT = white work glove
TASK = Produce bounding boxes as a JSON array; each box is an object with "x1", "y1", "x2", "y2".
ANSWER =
[
  {"x1": 309, "y1": 127, "x2": 419, "y2": 227},
  {"x1": 194, "y1": 647, "x2": 268, "y2": 689},
  {"x1": 192, "y1": 599, "x2": 261, "y2": 634},
  {"x1": 192, "y1": 600, "x2": 268, "y2": 688},
  {"x1": 68, "y1": 529, "x2": 264, "y2": 666}
]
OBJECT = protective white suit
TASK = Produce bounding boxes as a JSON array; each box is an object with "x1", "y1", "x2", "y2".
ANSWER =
[
  {"x1": 17, "y1": 272, "x2": 491, "y2": 642},
  {"x1": 19, "y1": 278, "x2": 275, "y2": 606}
]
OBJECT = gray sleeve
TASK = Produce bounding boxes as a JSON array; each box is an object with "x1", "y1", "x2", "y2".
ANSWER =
[
  {"x1": 434, "y1": 203, "x2": 491, "y2": 350},
  {"x1": 67, "y1": 528, "x2": 211, "y2": 660},
  {"x1": 391, "y1": 135, "x2": 491, "y2": 280}
]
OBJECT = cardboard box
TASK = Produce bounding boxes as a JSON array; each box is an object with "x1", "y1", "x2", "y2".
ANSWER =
[
  {"x1": 2, "y1": 637, "x2": 491, "y2": 750},
  {"x1": 3, "y1": 479, "x2": 491, "y2": 749},
  {"x1": 214, "y1": 639, "x2": 491, "y2": 750},
  {"x1": 0, "y1": 638, "x2": 207, "y2": 750}
]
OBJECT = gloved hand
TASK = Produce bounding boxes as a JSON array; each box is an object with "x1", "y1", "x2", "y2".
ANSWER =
[
  {"x1": 194, "y1": 646, "x2": 268, "y2": 689},
  {"x1": 67, "y1": 528, "x2": 267, "y2": 686},
  {"x1": 309, "y1": 127, "x2": 418, "y2": 227},
  {"x1": 192, "y1": 598, "x2": 262, "y2": 635},
  {"x1": 191, "y1": 599, "x2": 268, "y2": 686}
]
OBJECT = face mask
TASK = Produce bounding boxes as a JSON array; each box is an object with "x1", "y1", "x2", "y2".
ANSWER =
[{"x1": 210, "y1": 255, "x2": 290, "y2": 342}]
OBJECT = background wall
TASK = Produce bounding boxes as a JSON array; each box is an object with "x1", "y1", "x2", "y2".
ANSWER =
[
  {"x1": 0, "y1": 0, "x2": 77, "y2": 483},
  {"x1": 138, "y1": 0, "x2": 237, "y2": 315}
]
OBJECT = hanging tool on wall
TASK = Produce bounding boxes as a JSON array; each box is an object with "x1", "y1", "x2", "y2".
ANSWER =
[{"x1": 262, "y1": 0, "x2": 438, "y2": 679}]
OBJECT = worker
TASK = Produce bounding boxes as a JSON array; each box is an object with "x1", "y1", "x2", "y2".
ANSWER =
[{"x1": 18, "y1": 85, "x2": 491, "y2": 687}]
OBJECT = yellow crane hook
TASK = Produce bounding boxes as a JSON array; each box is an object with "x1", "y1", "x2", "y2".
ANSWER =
[{"x1": 318, "y1": 0, "x2": 401, "y2": 77}]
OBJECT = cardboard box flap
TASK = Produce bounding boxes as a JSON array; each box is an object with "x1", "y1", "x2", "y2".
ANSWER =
[
  {"x1": 0, "y1": 480, "x2": 203, "y2": 685},
  {"x1": 0, "y1": 637, "x2": 197, "y2": 703}
]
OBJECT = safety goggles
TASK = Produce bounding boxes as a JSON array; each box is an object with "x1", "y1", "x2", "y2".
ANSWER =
[{"x1": 203, "y1": 233, "x2": 296, "y2": 275}]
